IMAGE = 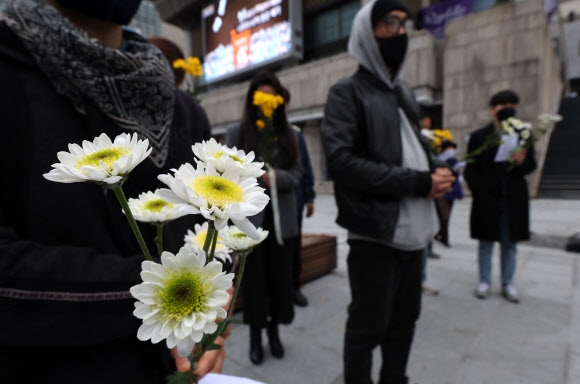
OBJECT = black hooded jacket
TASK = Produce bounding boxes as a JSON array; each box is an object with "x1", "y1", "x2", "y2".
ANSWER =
[{"x1": 0, "y1": 22, "x2": 210, "y2": 383}]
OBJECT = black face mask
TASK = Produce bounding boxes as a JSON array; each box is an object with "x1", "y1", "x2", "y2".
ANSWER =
[
  {"x1": 55, "y1": 0, "x2": 142, "y2": 25},
  {"x1": 496, "y1": 107, "x2": 517, "y2": 122},
  {"x1": 375, "y1": 34, "x2": 408, "y2": 70}
]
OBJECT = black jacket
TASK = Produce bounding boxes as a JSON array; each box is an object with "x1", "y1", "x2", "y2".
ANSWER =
[
  {"x1": 0, "y1": 23, "x2": 210, "y2": 383},
  {"x1": 321, "y1": 67, "x2": 441, "y2": 243},
  {"x1": 464, "y1": 123, "x2": 537, "y2": 242}
]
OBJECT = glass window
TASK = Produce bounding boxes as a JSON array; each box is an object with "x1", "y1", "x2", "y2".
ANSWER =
[{"x1": 304, "y1": 1, "x2": 360, "y2": 55}]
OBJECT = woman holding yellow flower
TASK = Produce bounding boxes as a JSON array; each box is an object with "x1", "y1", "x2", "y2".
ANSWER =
[{"x1": 226, "y1": 70, "x2": 303, "y2": 365}]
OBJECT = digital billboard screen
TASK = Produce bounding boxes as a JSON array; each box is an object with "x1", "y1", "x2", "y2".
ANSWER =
[{"x1": 202, "y1": 0, "x2": 302, "y2": 84}]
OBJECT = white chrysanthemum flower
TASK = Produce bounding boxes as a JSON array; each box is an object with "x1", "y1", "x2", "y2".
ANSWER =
[
  {"x1": 501, "y1": 121, "x2": 515, "y2": 136},
  {"x1": 421, "y1": 129, "x2": 435, "y2": 141},
  {"x1": 192, "y1": 138, "x2": 265, "y2": 178},
  {"x1": 538, "y1": 113, "x2": 562, "y2": 124},
  {"x1": 126, "y1": 190, "x2": 198, "y2": 223},
  {"x1": 219, "y1": 225, "x2": 269, "y2": 253},
  {"x1": 131, "y1": 246, "x2": 234, "y2": 358},
  {"x1": 44, "y1": 133, "x2": 151, "y2": 185},
  {"x1": 157, "y1": 161, "x2": 269, "y2": 239},
  {"x1": 520, "y1": 129, "x2": 531, "y2": 140},
  {"x1": 507, "y1": 117, "x2": 524, "y2": 130},
  {"x1": 184, "y1": 222, "x2": 232, "y2": 264}
]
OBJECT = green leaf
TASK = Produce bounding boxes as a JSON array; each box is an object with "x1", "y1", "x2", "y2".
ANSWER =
[{"x1": 206, "y1": 342, "x2": 221, "y2": 351}]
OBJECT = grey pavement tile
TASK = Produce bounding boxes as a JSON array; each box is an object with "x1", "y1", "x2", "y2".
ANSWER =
[
  {"x1": 451, "y1": 359, "x2": 553, "y2": 384},
  {"x1": 218, "y1": 195, "x2": 580, "y2": 383}
]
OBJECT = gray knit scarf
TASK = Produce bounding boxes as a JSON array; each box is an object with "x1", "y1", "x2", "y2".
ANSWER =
[{"x1": 1, "y1": 0, "x2": 174, "y2": 168}]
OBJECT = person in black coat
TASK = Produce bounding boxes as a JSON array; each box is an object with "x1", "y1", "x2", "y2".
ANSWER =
[
  {"x1": 465, "y1": 90, "x2": 537, "y2": 303},
  {"x1": 0, "y1": 1, "x2": 219, "y2": 383},
  {"x1": 226, "y1": 70, "x2": 303, "y2": 366},
  {"x1": 321, "y1": 1, "x2": 455, "y2": 383}
]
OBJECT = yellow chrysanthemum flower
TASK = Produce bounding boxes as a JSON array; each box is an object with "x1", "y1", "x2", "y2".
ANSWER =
[
  {"x1": 256, "y1": 120, "x2": 265, "y2": 130},
  {"x1": 173, "y1": 57, "x2": 203, "y2": 78},
  {"x1": 252, "y1": 91, "x2": 284, "y2": 118}
]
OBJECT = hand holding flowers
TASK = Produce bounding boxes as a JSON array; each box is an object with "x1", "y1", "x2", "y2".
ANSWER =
[{"x1": 44, "y1": 134, "x2": 270, "y2": 383}]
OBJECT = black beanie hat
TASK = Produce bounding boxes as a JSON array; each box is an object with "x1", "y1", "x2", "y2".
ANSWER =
[
  {"x1": 371, "y1": 0, "x2": 412, "y2": 27},
  {"x1": 489, "y1": 90, "x2": 520, "y2": 106},
  {"x1": 55, "y1": 0, "x2": 143, "y2": 25}
]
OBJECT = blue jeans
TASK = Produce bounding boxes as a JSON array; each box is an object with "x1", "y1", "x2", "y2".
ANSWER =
[{"x1": 477, "y1": 202, "x2": 517, "y2": 286}]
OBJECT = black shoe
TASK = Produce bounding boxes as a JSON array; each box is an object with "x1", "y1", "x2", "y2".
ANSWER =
[
  {"x1": 434, "y1": 234, "x2": 450, "y2": 248},
  {"x1": 267, "y1": 323, "x2": 284, "y2": 358},
  {"x1": 428, "y1": 250, "x2": 441, "y2": 259},
  {"x1": 249, "y1": 327, "x2": 263, "y2": 365},
  {"x1": 294, "y1": 290, "x2": 308, "y2": 307}
]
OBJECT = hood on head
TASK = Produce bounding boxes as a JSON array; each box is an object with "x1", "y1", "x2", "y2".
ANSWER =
[{"x1": 347, "y1": 0, "x2": 409, "y2": 89}]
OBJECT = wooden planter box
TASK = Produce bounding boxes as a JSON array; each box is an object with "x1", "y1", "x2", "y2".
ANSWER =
[
  {"x1": 233, "y1": 233, "x2": 337, "y2": 312},
  {"x1": 299, "y1": 233, "x2": 337, "y2": 284}
]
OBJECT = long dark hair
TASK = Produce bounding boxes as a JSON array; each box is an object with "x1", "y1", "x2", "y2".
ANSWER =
[{"x1": 240, "y1": 70, "x2": 297, "y2": 170}]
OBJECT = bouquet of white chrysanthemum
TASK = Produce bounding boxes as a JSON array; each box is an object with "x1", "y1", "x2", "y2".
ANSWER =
[
  {"x1": 464, "y1": 113, "x2": 562, "y2": 170},
  {"x1": 44, "y1": 135, "x2": 270, "y2": 384}
]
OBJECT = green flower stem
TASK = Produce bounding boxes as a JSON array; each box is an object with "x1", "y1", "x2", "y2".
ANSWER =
[
  {"x1": 113, "y1": 187, "x2": 153, "y2": 261},
  {"x1": 202, "y1": 221, "x2": 217, "y2": 263},
  {"x1": 209, "y1": 228, "x2": 218, "y2": 263},
  {"x1": 227, "y1": 251, "x2": 248, "y2": 317},
  {"x1": 155, "y1": 224, "x2": 164, "y2": 257}
]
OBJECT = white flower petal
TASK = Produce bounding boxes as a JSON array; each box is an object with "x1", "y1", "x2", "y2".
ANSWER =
[
  {"x1": 176, "y1": 337, "x2": 196, "y2": 358},
  {"x1": 43, "y1": 132, "x2": 151, "y2": 185}
]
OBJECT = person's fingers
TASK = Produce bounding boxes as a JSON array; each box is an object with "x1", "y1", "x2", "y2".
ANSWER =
[
  {"x1": 209, "y1": 348, "x2": 226, "y2": 374},
  {"x1": 194, "y1": 339, "x2": 226, "y2": 377},
  {"x1": 435, "y1": 167, "x2": 452, "y2": 176},
  {"x1": 306, "y1": 203, "x2": 314, "y2": 217},
  {"x1": 194, "y1": 349, "x2": 216, "y2": 377},
  {"x1": 170, "y1": 348, "x2": 191, "y2": 372}
]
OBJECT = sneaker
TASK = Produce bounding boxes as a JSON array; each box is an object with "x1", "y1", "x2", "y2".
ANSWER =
[
  {"x1": 474, "y1": 282, "x2": 490, "y2": 299},
  {"x1": 422, "y1": 282, "x2": 439, "y2": 296},
  {"x1": 502, "y1": 284, "x2": 520, "y2": 303}
]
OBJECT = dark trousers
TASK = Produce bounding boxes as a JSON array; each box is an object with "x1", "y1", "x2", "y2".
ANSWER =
[
  {"x1": 344, "y1": 240, "x2": 423, "y2": 384},
  {"x1": 242, "y1": 209, "x2": 295, "y2": 328}
]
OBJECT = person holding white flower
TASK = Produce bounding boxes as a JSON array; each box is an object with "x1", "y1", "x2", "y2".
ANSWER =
[
  {"x1": 226, "y1": 70, "x2": 303, "y2": 365},
  {"x1": 465, "y1": 90, "x2": 537, "y2": 303},
  {"x1": 322, "y1": 1, "x2": 455, "y2": 383},
  {"x1": 0, "y1": 0, "x2": 224, "y2": 382}
]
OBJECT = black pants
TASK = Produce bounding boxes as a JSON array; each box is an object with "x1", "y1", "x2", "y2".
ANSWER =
[
  {"x1": 344, "y1": 240, "x2": 423, "y2": 384},
  {"x1": 242, "y1": 208, "x2": 295, "y2": 328}
]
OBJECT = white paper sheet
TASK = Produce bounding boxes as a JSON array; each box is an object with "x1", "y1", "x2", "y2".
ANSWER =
[
  {"x1": 494, "y1": 134, "x2": 519, "y2": 162},
  {"x1": 199, "y1": 373, "x2": 266, "y2": 384},
  {"x1": 453, "y1": 161, "x2": 466, "y2": 173}
]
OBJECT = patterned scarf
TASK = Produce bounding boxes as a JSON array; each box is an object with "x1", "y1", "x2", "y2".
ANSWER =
[{"x1": 1, "y1": 0, "x2": 174, "y2": 168}]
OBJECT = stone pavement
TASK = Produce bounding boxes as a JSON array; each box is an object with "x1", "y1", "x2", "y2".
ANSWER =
[{"x1": 220, "y1": 195, "x2": 580, "y2": 384}]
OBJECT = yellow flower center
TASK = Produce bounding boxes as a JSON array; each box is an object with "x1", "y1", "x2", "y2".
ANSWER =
[
  {"x1": 158, "y1": 271, "x2": 205, "y2": 320},
  {"x1": 232, "y1": 232, "x2": 247, "y2": 240},
  {"x1": 75, "y1": 147, "x2": 129, "y2": 171},
  {"x1": 144, "y1": 199, "x2": 172, "y2": 212},
  {"x1": 192, "y1": 176, "x2": 244, "y2": 209},
  {"x1": 195, "y1": 230, "x2": 225, "y2": 251},
  {"x1": 212, "y1": 151, "x2": 243, "y2": 163}
]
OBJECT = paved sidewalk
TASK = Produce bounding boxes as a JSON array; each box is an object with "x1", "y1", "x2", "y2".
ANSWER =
[{"x1": 221, "y1": 195, "x2": 580, "y2": 384}]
